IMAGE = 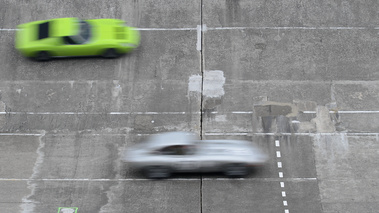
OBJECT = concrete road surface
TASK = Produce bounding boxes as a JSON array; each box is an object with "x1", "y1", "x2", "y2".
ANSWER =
[{"x1": 1, "y1": 0, "x2": 378, "y2": 212}]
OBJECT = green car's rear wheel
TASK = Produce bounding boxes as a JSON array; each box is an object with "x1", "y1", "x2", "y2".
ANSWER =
[
  {"x1": 102, "y1": 48, "x2": 119, "y2": 58},
  {"x1": 35, "y1": 51, "x2": 51, "y2": 61}
]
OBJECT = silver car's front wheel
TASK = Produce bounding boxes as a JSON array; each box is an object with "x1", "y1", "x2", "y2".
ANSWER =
[
  {"x1": 143, "y1": 166, "x2": 172, "y2": 179},
  {"x1": 224, "y1": 163, "x2": 249, "y2": 177}
]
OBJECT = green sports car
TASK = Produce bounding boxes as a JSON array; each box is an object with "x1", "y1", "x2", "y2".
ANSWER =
[{"x1": 15, "y1": 17, "x2": 140, "y2": 61}]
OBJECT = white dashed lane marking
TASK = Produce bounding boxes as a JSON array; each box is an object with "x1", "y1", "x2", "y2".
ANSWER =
[
  {"x1": 276, "y1": 151, "x2": 281, "y2": 158},
  {"x1": 278, "y1": 162, "x2": 282, "y2": 168},
  {"x1": 275, "y1": 139, "x2": 290, "y2": 213}
]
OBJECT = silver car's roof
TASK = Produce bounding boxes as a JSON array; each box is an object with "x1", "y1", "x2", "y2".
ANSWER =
[
  {"x1": 145, "y1": 132, "x2": 199, "y2": 149},
  {"x1": 142, "y1": 132, "x2": 258, "y2": 150}
]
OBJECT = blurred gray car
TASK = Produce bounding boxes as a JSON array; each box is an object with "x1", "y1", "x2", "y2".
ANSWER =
[{"x1": 122, "y1": 132, "x2": 269, "y2": 179}]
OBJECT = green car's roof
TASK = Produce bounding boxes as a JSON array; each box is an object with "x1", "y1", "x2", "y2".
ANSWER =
[{"x1": 50, "y1": 18, "x2": 78, "y2": 37}]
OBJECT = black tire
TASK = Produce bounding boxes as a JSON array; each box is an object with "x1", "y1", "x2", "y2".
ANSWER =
[
  {"x1": 102, "y1": 48, "x2": 119, "y2": 58},
  {"x1": 224, "y1": 163, "x2": 249, "y2": 178},
  {"x1": 143, "y1": 166, "x2": 172, "y2": 179},
  {"x1": 35, "y1": 51, "x2": 51, "y2": 61}
]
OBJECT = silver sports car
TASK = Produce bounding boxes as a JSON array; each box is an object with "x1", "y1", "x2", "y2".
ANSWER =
[{"x1": 122, "y1": 132, "x2": 269, "y2": 179}]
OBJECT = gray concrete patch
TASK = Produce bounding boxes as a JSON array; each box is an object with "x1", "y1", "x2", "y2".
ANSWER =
[
  {"x1": 203, "y1": 29, "x2": 379, "y2": 81},
  {"x1": 333, "y1": 82, "x2": 379, "y2": 110},
  {"x1": 99, "y1": 180, "x2": 201, "y2": 213},
  {"x1": 1, "y1": 0, "x2": 379, "y2": 212},
  {"x1": 22, "y1": 180, "x2": 114, "y2": 213},
  {"x1": 0, "y1": 135, "x2": 40, "y2": 178},
  {"x1": 202, "y1": 179, "x2": 283, "y2": 213},
  {"x1": 314, "y1": 135, "x2": 379, "y2": 212},
  {"x1": 278, "y1": 136, "x2": 318, "y2": 178},
  {"x1": 203, "y1": 0, "x2": 379, "y2": 27},
  {"x1": 285, "y1": 181, "x2": 322, "y2": 213},
  {"x1": 338, "y1": 113, "x2": 379, "y2": 133}
]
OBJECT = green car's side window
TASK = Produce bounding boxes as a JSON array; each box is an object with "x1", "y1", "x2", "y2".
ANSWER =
[{"x1": 63, "y1": 36, "x2": 77, "y2": 45}]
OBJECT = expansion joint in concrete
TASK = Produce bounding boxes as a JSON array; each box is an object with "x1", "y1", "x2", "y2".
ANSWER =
[{"x1": 199, "y1": 2, "x2": 204, "y2": 213}]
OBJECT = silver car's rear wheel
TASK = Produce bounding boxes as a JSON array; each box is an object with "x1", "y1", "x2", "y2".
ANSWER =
[
  {"x1": 143, "y1": 166, "x2": 172, "y2": 179},
  {"x1": 224, "y1": 163, "x2": 249, "y2": 177}
]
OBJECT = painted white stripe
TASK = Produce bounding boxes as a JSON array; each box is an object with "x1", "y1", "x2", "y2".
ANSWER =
[
  {"x1": 3, "y1": 26, "x2": 372, "y2": 32},
  {"x1": 0, "y1": 29, "x2": 18, "y2": 31},
  {"x1": 235, "y1": 132, "x2": 379, "y2": 136},
  {"x1": 276, "y1": 151, "x2": 281, "y2": 158},
  {"x1": 283, "y1": 201, "x2": 288, "y2": 206},
  {"x1": 275, "y1": 140, "x2": 280, "y2": 147},
  {"x1": 231, "y1": 111, "x2": 254, "y2": 114},
  {"x1": 279, "y1": 172, "x2": 284, "y2": 178},
  {"x1": 3, "y1": 79, "x2": 379, "y2": 84},
  {"x1": 285, "y1": 210, "x2": 289, "y2": 213},
  {"x1": 0, "y1": 111, "x2": 257, "y2": 115},
  {"x1": 0, "y1": 177, "x2": 317, "y2": 182},
  {"x1": 203, "y1": 177, "x2": 317, "y2": 181},
  {"x1": 204, "y1": 132, "x2": 249, "y2": 136},
  {"x1": 202, "y1": 24, "x2": 207, "y2": 32},
  {"x1": 0, "y1": 111, "x2": 191, "y2": 115},
  {"x1": 278, "y1": 162, "x2": 282, "y2": 168},
  {"x1": 2, "y1": 80, "x2": 379, "y2": 86},
  {"x1": 1, "y1": 132, "x2": 378, "y2": 137},
  {"x1": 302, "y1": 110, "x2": 379, "y2": 114},
  {"x1": 0, "y1": 133, "x2": 43, "y2": 136},
  {"x1": 282, "y1": 191, "x2": 286, "y2": 197},
  {"x1": 136, "y1": 27, "x2": 196, "y2": 31},
  {"x1": 1, "y1": 110, "x2": 379, "y2": 115},
  {"x1": 208, "y1": 26, "x2": 369, "y2": 30},
  {"x1": 0, "y1": 178, "x2": 200, "y2": 181},
  {"x1": 280, "y1": 182, "x2": 285, "y2": 188}
]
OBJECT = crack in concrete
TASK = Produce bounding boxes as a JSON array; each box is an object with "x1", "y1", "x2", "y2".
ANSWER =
[{"x1": 20, "y1": 130, "x2": 46, "y2": 213}]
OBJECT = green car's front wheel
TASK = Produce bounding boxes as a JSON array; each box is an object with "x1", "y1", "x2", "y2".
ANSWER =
[
  {"x1": 102, "y1": 48, "x2": 119, "y2": 59},
  {"x1": 35, "y1": 51, "x2": 51, "y2": 61}
]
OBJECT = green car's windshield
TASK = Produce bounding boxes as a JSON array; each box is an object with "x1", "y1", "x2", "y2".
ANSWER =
[
  {"x1": 63, "y1": 20, "x2": 91, "y2": 45},
  {"x1": 79, "y1": 20, "x2": 91, "y2": 41}
]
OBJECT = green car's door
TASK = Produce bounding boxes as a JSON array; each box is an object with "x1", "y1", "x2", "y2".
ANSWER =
[{"x1": 55, "y1": 36, "x2": 98, "y2": 57}]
